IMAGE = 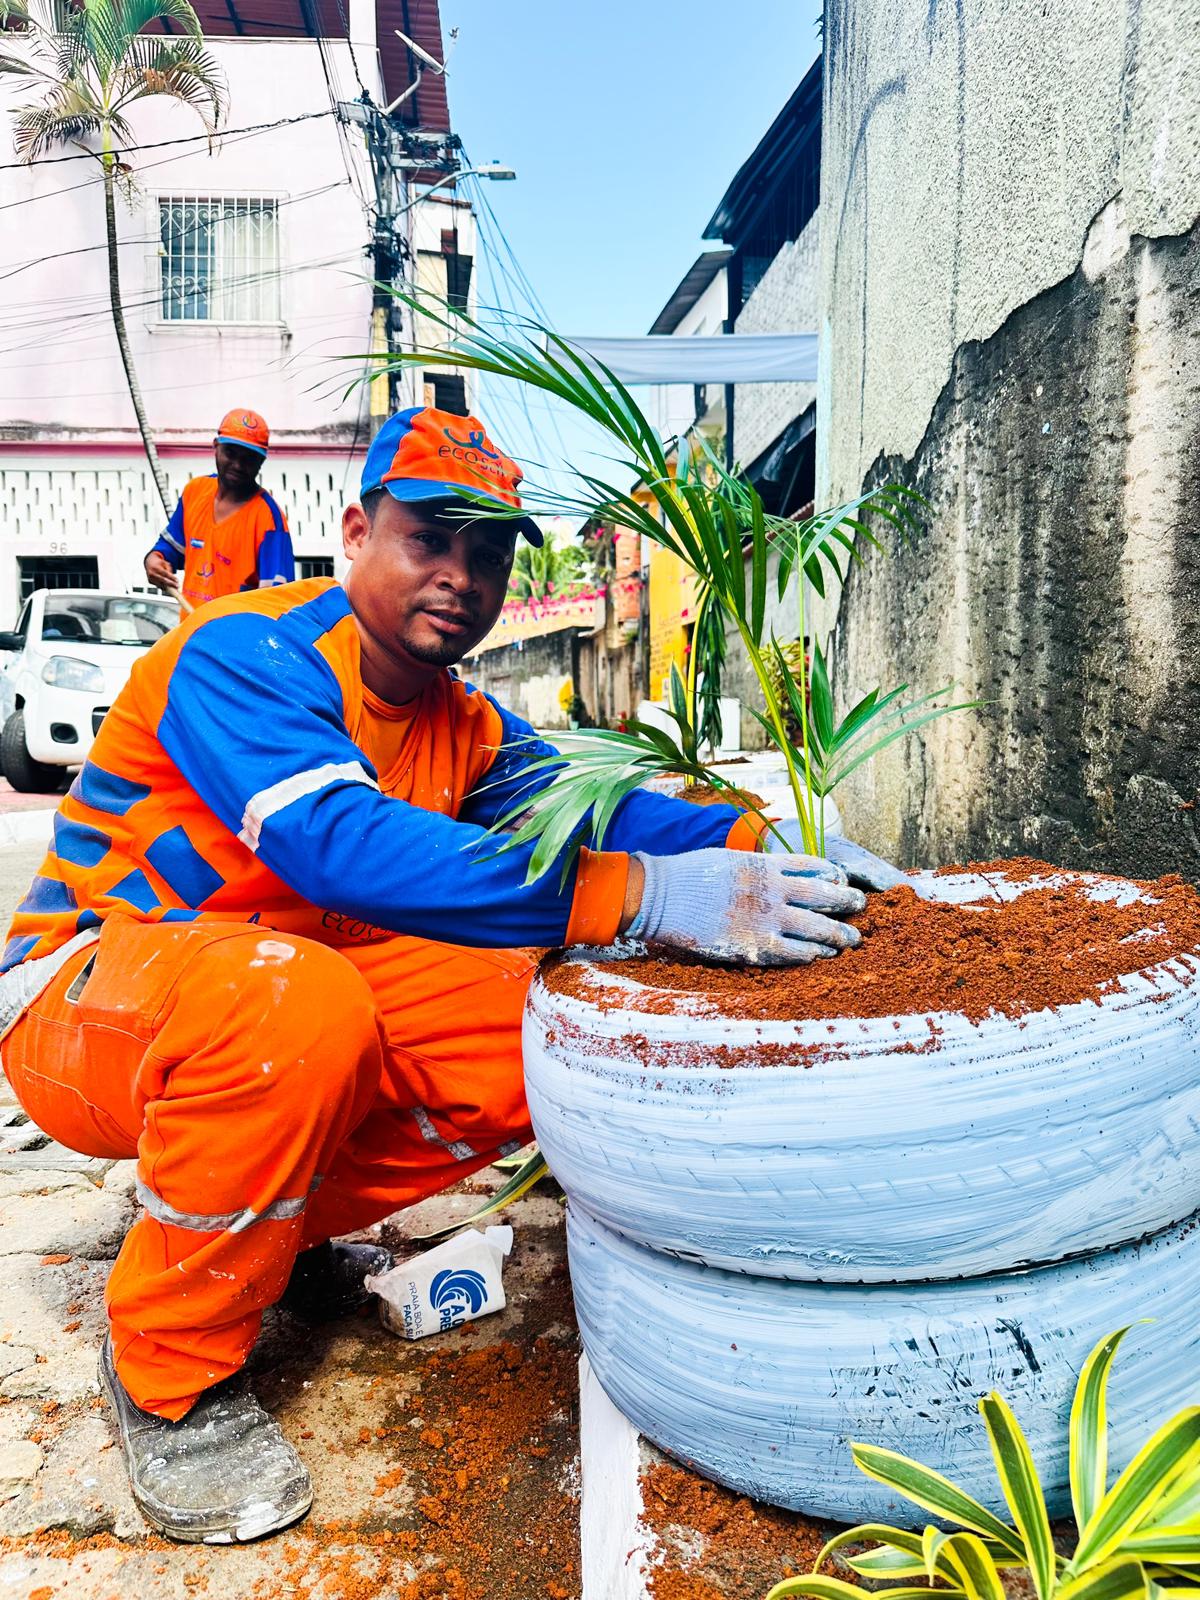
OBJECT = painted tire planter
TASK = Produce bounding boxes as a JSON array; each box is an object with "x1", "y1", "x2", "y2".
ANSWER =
[
  {"x1": 526, "y1": 870, "x2": 1200, "y2": 1282},
  {"x1": 569, "y1": 1201, "x2": 1200, "y2": 1523}
]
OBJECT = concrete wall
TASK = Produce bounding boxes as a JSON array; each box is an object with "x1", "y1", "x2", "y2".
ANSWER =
[
  {"x1": 819, "y1": 0, "x2": 1200, "y2": 879},
  {"x1": 465, "y1": 631, "x2": 575, "y2": 730},
  {"x1": 734, "y1": 212, "x2": 819, "y2": 468}
]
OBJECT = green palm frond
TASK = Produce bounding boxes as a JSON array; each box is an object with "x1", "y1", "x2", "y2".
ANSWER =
[
  {"x1": 113, "y1": 39, "x2": 224, "y2": 124},
  {"x1": 359, "y1": 290, "x2": 976, "y2": 865},
  {"x1": 12, "y1": 88, "x2": 104, "y2": 157},
  {"x1": 479, "y1": 713, "x2": 778, "y2": 888}
]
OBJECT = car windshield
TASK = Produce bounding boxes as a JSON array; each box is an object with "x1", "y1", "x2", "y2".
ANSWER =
[{"x1": 38, "y1": 595, "x2": 177, "y2": 647}]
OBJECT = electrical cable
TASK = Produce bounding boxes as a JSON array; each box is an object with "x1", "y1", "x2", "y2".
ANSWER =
[
  {"x1": 461, "y1": 173, "x2": 575, "y2": 476},
  {"x1": 0, "y1": 108, "x2": 336, "y2": 170},
  {"x1": 0, "y1": 250, "x2": 364, "y2": 353},
  {"x1": 0, "y1": 179, "x2": 350, "y2": 297},
  {"x1": 0, "y1": 111, "x2": 345, "y2": 214}
]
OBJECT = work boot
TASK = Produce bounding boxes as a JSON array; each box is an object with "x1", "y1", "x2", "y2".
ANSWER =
[
  {"x1": 99, "y1": 1337, "x2": 312, "y2": 1544},
  {"x1": 279, "y1": 1239, "x2": 394, "y2": 1323}
]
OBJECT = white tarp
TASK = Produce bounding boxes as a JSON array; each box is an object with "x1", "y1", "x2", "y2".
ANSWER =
[{"x1": 564, "y1": 333, "x2": 818, "y2": 386}]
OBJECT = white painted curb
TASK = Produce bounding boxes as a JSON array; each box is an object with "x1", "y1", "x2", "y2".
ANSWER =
[
  {"x1": 0, "y1": 809, "x2": 54, "y2": 848},
  {"x1": 579, "y1": 1354, "x2": 652, "y2": 1600}
]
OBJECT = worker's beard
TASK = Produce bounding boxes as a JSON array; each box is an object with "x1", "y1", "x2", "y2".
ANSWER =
[{"x1": 401, "y1": 633, "x2": 468, "y2": 669}]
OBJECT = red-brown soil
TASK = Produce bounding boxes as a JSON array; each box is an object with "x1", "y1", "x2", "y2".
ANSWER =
[
  {"x1": 545, "y1": 858, "x2": 1200, "y2": 1025},
  {"x1": 640, "y1": 1462, "x2": 832, "y2": 1599},
  {"x1": 676, "y1": 783, "x2": 766, "y2": 810}
]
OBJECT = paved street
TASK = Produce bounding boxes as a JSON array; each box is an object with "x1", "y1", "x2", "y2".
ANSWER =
[{"x1": 0, "y1": 836, "x2": 587, "y2": 1599}]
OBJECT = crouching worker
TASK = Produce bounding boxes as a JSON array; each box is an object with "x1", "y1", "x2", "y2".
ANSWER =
[{"x1": 0, "y1": 407, "x2": 895, "y2": 1545}]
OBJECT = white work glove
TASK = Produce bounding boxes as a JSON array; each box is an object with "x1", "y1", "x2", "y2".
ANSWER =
[
  {"x1": 626, "y1": 848, "x2": 866, "y2": 966},
  {"x1": 764, "y1": 821, "x2": 909, "y2": 892}
]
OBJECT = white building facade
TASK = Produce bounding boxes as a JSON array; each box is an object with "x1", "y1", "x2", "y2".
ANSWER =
[{"x1": 0, "y1": 0, "x2": 472, "y2": 623}]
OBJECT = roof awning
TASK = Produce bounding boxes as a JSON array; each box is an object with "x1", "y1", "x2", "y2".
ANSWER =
[{"x1": 564, "y1": 333, "x2": 817, "y2": 386}]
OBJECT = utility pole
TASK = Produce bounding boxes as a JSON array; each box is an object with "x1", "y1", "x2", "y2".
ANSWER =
[{"x1": 340, "y1": 98, "x2": 462, "y2": 437}]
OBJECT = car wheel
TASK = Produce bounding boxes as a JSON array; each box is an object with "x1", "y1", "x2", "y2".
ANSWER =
[
  {"x1": 1, "y1": 711, "x2": 63, "y2": 793},
  {"x1": 569, "y1": 1201, "x2": 1200, "y2": 1522}
]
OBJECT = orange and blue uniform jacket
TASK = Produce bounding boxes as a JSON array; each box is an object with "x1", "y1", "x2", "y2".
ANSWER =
[
  {"x1": 152, "y1": 477, "x2": 294, "y2": 610},
  {"x1": 0, "y1": 580, "x2": 762, "y2": 991}
]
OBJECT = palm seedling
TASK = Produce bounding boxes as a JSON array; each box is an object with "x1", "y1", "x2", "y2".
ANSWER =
[
  {"x1": 369, "y1": 295, "x2": 977, "y2": 879},
  {"x1": 767, "y1": 1325, "x2": 1200, "y2": 1600}
]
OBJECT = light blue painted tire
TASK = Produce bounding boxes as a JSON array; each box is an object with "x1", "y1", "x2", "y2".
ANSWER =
[
  {"x1": 526, "y1": 870, "x2": 1200, "y2": 1282},
  {"x1": 569, "y1": 1202, "x2": 1200, "y2": 1523}
]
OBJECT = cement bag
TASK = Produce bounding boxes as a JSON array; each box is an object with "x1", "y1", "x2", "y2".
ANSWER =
[
  {"x1": 366, "y1": 1225, "x2": 513, "y2": 1340},
  {"x1": 568, "y1": 1201, "x2": 1200, "y2": 1523},
  {"x1": 525, "y1": 869, "x2": 1200, "y2": 1282}
]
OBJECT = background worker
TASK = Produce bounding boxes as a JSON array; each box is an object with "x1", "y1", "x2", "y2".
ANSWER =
[
  {"x1": 144, "y1": 407, "x2": 295, "y2": 610},
  {"x1": 0, "y1": 405, "x2": 896, "y2": 1546}
]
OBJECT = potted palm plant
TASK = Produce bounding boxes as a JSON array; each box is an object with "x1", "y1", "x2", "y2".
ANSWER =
[{"x1": 371, "y1": 301, "x2": 1200, "y2": 1517}]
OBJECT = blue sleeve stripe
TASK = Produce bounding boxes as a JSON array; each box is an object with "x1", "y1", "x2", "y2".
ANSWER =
[
  {"x1": 152, "y1": 535, "x2": 184, "y2": 567},
  {"x1": 161, "y1": 909, "x2": 201, "y2": 922},
  {"x1": 53, "y1": 816, "x2": 112, "y2": 868},
  {"x1": 260, "y1": 491, "x2": 285, "y2": 534},
  {"x1": 70, "y1": 762, "x2": 151, "y2": 817},
  {"x1": 16, "y1": 875, "x2": 78, "y2": 916},
  {"x1": 0, "y1": 935, "x2": 39, "y2": 974},
  {"x1": 107, "y1": 869, "x2": 161, "y2": 915},
  {"x1": 76, "y1": 910, "x2": 102, "y2": 932},
  {"x1": 145, "y1": 826, "x2": 225, "y2": 907}
]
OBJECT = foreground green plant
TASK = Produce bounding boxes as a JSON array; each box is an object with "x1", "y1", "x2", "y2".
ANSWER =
[
  {"x1": 367, "y1": 296, "x2": 976, "y2": 877},
  {"x1": 767, "y1": 1326, "x2": 1200, "y2": 1600}
]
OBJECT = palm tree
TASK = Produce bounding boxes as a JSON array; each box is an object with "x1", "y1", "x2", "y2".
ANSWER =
[
  {"x1": 509, "y1": 532, "x2": 587, "y2": 603},
  {"x1": 0, "y1": 0, "x2": 226, "y2": 514}
]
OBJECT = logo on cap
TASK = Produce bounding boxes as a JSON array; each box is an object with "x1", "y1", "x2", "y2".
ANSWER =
[{"x1": 443, "y1": 427, "x2": 500, "y2": 461}]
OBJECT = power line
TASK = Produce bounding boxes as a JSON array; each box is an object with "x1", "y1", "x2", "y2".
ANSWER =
[
  {"x1": 0, "y1": 179, "x2": 352, "y2": 303},
  {"x1": 0, "y1": 250, "x2": 366, "y2": 353},
  {"x1": 0, "y1": 108, "x2": 336, "y2": 171},
  {"x1": 0, "y1": 111, "x2": 342, "y2": 214}
]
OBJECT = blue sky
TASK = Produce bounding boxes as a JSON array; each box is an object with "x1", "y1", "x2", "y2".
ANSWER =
[{"x1": 438, "y1": 0, "x2": 822, "y2": 502}]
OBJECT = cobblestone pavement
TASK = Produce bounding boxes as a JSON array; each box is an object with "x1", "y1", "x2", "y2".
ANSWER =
[{"x1": 0, "y1": 842, "x2": 583, "y2": 1599}]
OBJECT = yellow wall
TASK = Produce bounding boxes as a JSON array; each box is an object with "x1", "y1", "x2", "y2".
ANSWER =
[{"x1": 647, "y1": 545, "x2": 698, "y2": 701}]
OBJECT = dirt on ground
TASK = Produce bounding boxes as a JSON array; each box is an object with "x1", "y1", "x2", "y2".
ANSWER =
[
  {"x1": 0, "y1": 1183, "x2": 584, "y2": 1600},
  {"x1": 639, "y1": 1459, "x2": 832, "y2": 1600}
]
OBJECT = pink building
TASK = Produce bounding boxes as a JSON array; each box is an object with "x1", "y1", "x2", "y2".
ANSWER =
[{"x1": 0, "y1": 0, "x2": 475, "y2": 622}]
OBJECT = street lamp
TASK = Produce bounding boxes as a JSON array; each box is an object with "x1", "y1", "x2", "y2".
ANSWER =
[{"x1": 393, "y1": 164, "x2": 516, "y2": 217}]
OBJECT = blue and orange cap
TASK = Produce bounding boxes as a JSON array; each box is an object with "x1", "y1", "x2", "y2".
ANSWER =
[
  {"x1": 216, "y1": 407, "x2": 270, "y2": 458},
  {"x1": 360, "y1": 406, "x2": 543, "y2": 546}
]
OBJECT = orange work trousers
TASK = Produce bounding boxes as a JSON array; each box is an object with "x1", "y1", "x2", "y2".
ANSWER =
[{"x1": 1, "y1": 915, "x2": 536, "y2": 1419}]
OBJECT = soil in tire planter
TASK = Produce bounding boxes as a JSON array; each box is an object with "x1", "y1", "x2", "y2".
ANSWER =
[{"x1": 545, "y1": 858, "x2": 1200, "y2": 1024}]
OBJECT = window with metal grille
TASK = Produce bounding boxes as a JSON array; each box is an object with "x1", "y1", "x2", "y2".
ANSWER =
[
  {"x1": 18, "y1": 556, "x2": 99, "y2": 602},
  {"x1": 297, "y1": 557, "x2": 335, "y2": 580},
  {"x1": 159, "y1": 197, "x2": 281, "y2": 323}
]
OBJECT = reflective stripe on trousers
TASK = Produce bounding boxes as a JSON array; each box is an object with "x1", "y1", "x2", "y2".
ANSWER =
[{"x1": 0, "y1": 915, "x2": 537, "y2": 1418}]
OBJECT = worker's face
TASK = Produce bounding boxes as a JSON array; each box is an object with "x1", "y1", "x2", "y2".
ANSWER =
[
  {"x1": 342, "y1": 495, "x2": 516, "y2": 669},
  {"x1": 213, "y1": 440, "x2": 263, "y2": 495}
]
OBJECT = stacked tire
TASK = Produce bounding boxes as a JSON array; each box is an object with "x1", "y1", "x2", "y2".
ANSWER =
[{"x1": 523, "y1": 868, "x2": 1200, "y2": 1523}]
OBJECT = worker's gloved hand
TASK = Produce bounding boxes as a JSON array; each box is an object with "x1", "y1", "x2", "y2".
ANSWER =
[
  {"x1": 764, "y1": 821, "x2": 909, "y2": 893},
  {"x1": 626, "y1": 848, "x2": 865, "y2": 966}
]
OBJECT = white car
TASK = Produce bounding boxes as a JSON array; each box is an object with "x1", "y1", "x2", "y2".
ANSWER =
[{"x1": 0, "y1": 589, "x2": 179, "y2": 792}]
